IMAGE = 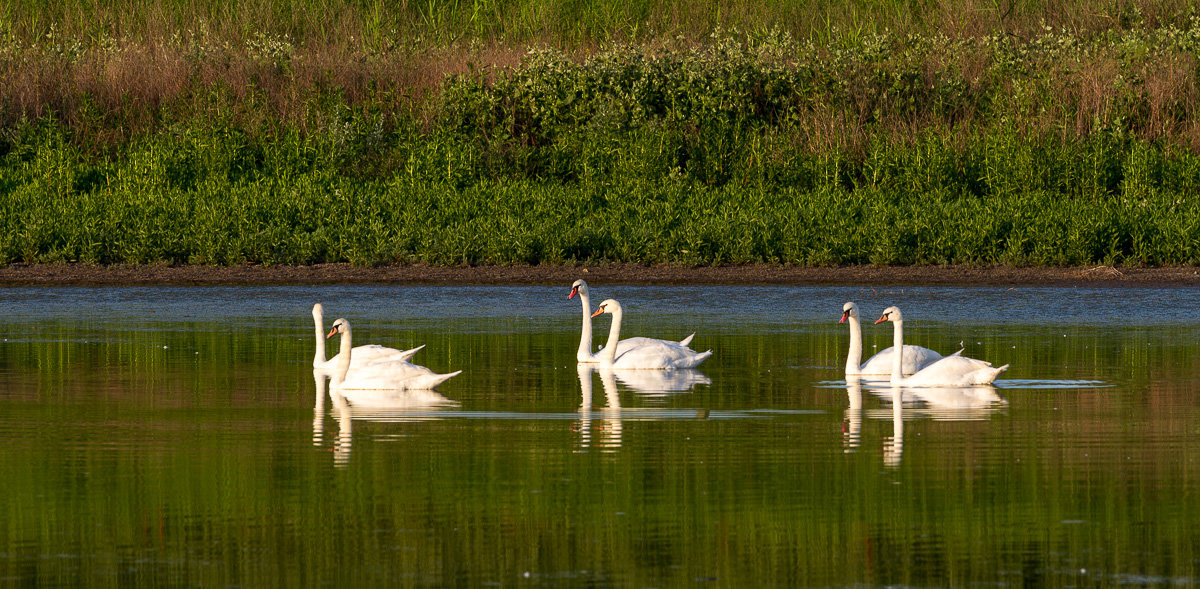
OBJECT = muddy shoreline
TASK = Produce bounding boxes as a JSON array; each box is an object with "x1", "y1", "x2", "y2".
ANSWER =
[{"x1": 1, "y1": 263, "x2": 1199, "y2": 287}]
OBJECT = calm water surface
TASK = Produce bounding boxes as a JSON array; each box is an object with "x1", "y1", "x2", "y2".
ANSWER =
[{"x1": 1, "y1": 284, "x2": 1199, "y2": 586}]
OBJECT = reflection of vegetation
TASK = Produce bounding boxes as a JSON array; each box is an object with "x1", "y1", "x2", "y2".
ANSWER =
[
  {"x1": 5, "y1": 3, "x2": 1200, "y2": 265},
  {"x1": 0, "y1": 313, "x2": 1198, "y2": 584},
  {"x1": 0, "y1": 396, "x2": 1197, "y2": 585}
]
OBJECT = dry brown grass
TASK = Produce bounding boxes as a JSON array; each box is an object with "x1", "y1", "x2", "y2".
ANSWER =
[
  {"x1": 1071, "y1": 56, "x2": 1124, "y2": 136},
  {"x1": 0, "y1": 33, "x2": 529, "y2": 146},
  {"x1": 3, "y1": 0, "x2": 1200, "y2": 153},
  {"x1": 6, "y1": 0, "x2": 1195, "y2": 46},
  {"x1": 1142, "y1": 54, "x2": 1197, "y2": 140}
]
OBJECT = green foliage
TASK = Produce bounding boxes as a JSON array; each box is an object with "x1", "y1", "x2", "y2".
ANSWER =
[{"x1": 6, "y1": 27, "x2": 1200, "y2": 267}]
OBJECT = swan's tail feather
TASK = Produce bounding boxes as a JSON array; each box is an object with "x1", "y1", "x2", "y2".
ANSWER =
[
  {"x1": 679, "y1": 333, "x2": 696, "y2": 347},
  {"x1": 950, "y1": 348, "x2": 965, "y2": 357},
  {"x1": 396, "y1": 344, "x2": 426, "y2": 362},
  {"x1": 974, "y1": 364, "x2": 1009, "y2": 385},
  {"x1": 407, "y1": 370, "x2": 462, "y2": 390},
  {"x1": 684, "y1": 350, "x2": 713, "y2": 368}
]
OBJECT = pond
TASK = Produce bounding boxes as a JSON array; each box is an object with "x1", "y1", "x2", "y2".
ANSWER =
[{"x1": 0, "y1": 283, "x2": 1198, "y2": 586}]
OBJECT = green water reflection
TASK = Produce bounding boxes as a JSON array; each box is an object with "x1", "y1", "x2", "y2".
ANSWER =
[{"x1": 0, "y1": 286, "x2": 1198, "y2": 586}]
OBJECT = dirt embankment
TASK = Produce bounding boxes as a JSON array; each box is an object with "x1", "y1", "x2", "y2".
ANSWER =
[{"x1": 1, "y1": 263, "x2": 1198, "y2": 287}]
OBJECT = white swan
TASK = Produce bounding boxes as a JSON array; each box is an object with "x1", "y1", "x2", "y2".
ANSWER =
[
  {"x1": 326, "y1": 318, "x2": 461, "y2": 391},
  {"x1": 875, "y1": 306, "x2": 1008, "y2": 387},
  {"x1": 312, "y1": 303, "x2": 423, "y2": 373},
  {"x1": 570, "y1": 279, "x2": 695, "y2": 363},
  {"x1": 841, "y1": 302, "x2": 945, "y2": 376},
  {"x1": 590, "y1": 298, "x2": 712, "y2": 370}
]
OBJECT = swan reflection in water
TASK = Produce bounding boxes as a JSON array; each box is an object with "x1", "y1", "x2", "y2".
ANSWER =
[
  {"x1": 843, "y1": 376, "x2": 864, "y2": 453},
  {"x1": 576, "y1": 365, "x2": 623, "y2": 452},
  {"x1": 575, "y1": 365, "x2": 711, "y2": 453},
  {"x1": 883, "y1": 386, "x2": 904, "y2": 469},
  {"x1": 329, "y1": 391, "x2": 354, "y2": 467},
  {"x1": 843, "y1": 379, "x2": 904, "y2": 468},
  {"x1": 612, "y1": 368, "x2": 711, "y2": 402},
  {"x1": 313, "y1": 370, "x2": 458, "y2": 467},
  {"x1": 313, "y1": 371, "x2": 329, "y2": 447},
  {"x1": 843, "y1": 376, "x2": 1007, "y2": 468}
]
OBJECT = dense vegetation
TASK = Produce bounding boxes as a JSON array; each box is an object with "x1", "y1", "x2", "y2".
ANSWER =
[{"x1": 3, "y1": 0, "x2": 1200, "y2": 266}]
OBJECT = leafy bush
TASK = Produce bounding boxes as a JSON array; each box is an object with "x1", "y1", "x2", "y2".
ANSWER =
[{"x1": 5, "y1": 24, "x2": 1200, "y2": 266}]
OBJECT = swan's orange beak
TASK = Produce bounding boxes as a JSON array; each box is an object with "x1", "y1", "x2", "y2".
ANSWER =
[
  {"x1": 874, "y1": 314, "x2": 888, "y2": 324},
  {"x1": 591, "y1": 306, "x2": 605, "y2": 318},
  {"x1": 325, "y1": 327, "x2": 338, "y2": 339},
  {"x1": 840, "y1": 310, "x2": 850, "y2": 323},
  {"x1": 568, "y1": 286, "x2": 578, "y2": 299}
]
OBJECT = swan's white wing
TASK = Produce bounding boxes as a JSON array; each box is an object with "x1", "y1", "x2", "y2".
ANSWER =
[
  {"x1": 901, "y1": 355, "x2": 1008, "y2": 387},
  {"x1": 614, "y1": 337, "x2": 673, "y2": 352},
  {"x1": 352, "y1": 344, "x2": 425, "y2": 366},
  {"x1": 337, "y1": 359, "x2": 461, "y2": 390},
  {"x1": 858, "y1": 345, "x2": 944, "y2": 375},
  {"x1": 598, "y1": 336, "x2": 691, "y2": 356},
  {"x1": 610, "y1": 338, "x2": 712, "y2": 370},
  {"x1": 318, "y1": 344, "x2": 425, "y2": 372}
]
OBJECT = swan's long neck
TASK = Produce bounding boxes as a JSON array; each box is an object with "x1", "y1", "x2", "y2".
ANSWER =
[
  {"x1": 846, "y1": 315, "x2": 863, "y2": 375},
  {"x1": 577, "y1": 289, "x2": 594, "y2": 362},
  {"x1": 890, "y1": 319, "x2": 904, "y2": 383},
  {"x1": 333, "y1": 325, "x2": 353, "y2": 386},
  {"x1": 313, "y1": 308, "x2": 327, "y2": 367},
  {"x1": 600, "y1": 305, "x2": 622, "y2": 364}
]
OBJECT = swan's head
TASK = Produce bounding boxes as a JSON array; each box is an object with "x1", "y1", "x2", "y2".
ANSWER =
[
  {"x1": 569, "y1": 279, "x2": 589, "y2": 300},
  {"x1": 874, "y1": 306, "x2": 903, "y2": 324},
  {"x1": 326, "y1": 318, "x2": 350, "y2": 339},
  {"x1": 312, "y1": 303, "x2": 324, "y2": 319},
  {"x1": 840, "y1": 302, "x2": 859, "y2": 323},
  {"x1": 591, "y1": 298, "x2": 620, "y2": 318}
]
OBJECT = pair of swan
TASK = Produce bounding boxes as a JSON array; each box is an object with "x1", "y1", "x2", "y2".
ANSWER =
[
  {"x1": 842, "y1": 302, "x2": 1008, "y2": 386},
  {"x1": 570, "y1": 280, "x2": 711, "y2": 370},
  {"x1": 312, "y1": 303, "x2": 424, "y2": 372},
  {"x1": 841, "y1": 302, "x2": 947, "y2": 376},
  {"x1": 313, "y1": 304, "x2": 460, "y2": 393}
]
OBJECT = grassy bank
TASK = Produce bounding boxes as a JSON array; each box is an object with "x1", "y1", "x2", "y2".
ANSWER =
[{"x1": 4, "y1": 2, "x2": 1200, "y2": 266}]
